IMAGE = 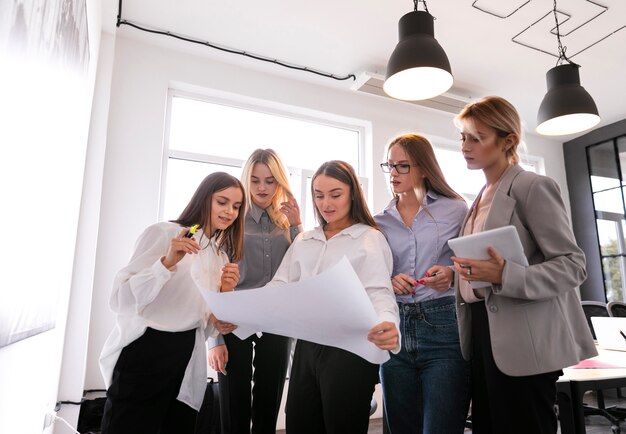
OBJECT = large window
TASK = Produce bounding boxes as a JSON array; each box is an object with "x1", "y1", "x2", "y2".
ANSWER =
[
  {"x1": 587, "y1": 136, "x2": 626, "y2": 302},
  {"x1": 161, "y1": 92, "x2": 365, "y2": 230}
]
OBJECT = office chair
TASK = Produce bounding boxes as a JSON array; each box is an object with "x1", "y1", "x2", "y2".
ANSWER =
[
  {"x1": 609, "y1": 301, "x2": 626, "y2": 318},
  {"x1": 607, "y1": 301, "x2": 626, "y2": 399},
  {"x1": 581, "y1": 300, "x2": 610, "y2": 339},
  {"x1": 579, "y1": 301, "x2": 626, "y2": 430}
]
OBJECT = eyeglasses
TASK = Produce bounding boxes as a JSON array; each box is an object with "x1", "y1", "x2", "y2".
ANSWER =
[{"x1": 380, "y1": 162, "x2": 416, "y2": 174}]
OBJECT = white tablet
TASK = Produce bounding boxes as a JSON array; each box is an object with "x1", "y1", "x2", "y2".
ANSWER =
[{"x1": 447, "y1": 225, "x2": 528, "y2": 288}]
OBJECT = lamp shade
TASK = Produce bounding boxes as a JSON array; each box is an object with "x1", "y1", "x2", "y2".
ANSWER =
[
  {"x1": 536, "y1": 63, "x2": 600, "y2": 136},
  {"x1": 383, "y1": 10, "x2": 453, "y2": 101}
]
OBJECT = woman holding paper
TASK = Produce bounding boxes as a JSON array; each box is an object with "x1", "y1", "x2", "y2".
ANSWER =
[
  {"x1": 99, "y1": 172, "x2": 245, "y2": 434},
  {"x1": 375, "y1": 134, "x2": 470, "y2": 434},
  {"x1": 271, "y1": 160, "x2": 400, "y2": 434},
  {"x1": 451, "y1": 95, "x2": 596, "y2": 434},
  {"x1": 208, "y1": 149, "x2": 302, "y2": 434}
]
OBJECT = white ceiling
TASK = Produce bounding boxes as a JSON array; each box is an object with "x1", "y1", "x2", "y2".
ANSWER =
[{"x1": 103, "y1": 0, "x2": 626, "y2": 139}]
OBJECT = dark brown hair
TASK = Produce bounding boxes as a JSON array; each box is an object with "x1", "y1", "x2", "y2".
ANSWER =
[
  {"x1": 311, "y1": 160, "x2": 378, "y2": 229},
  {"x1": 387, "y1": 134, "x2": 464, "y2": 201},
  {"x1": 171, "y1": 172, "x2": 246, "y2": 261}
]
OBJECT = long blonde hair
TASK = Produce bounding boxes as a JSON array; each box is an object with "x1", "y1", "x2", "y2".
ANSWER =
[
  {"x1": 386, "y1": 134, "x2": 464, "y2": 202},
  {"x1": 241, "y1": 149, "x2": 294, "y2": 229},
  {"x1": 454, "y1": 95, "x2": 522, "y2": 165}
]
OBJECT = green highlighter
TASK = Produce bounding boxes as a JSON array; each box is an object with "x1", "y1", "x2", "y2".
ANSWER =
[{"x1": 184, "y1": 224, "x2": 199, "y2": 238}]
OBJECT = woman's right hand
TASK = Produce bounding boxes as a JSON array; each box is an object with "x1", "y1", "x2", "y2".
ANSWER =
[
  {"x1": 391, "y1": 273, "x2": 417, "y2": 295},
  {"x1": 161, "y1": 228, "x2": 200, "y2": 269},
  {"x1": 209, "y1": 314, "x2": 238, "y2": 335},
  {"x1": 208, "y1": 344, "x2": 228, "y2": 375}
]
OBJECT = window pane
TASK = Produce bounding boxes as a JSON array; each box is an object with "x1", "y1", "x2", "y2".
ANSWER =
[
  {"x1": 603, "y1": 256, "x2": 625, "y2": 302},
  {"x1": 433, "y1": 148, "x2": 485, "y2": 204},
  {"x1": 588, "y1": 141, "x2": 620, "y2": 193},
  {"x1": 162, "y1": 158, "x2": 242, "y2": 222},
  {"x1": 593, "y1": 188, "x2": 625, "y2": 214},
  {"x1": 597, "y1": 219, "x2": 620, "y2": 256},
  {"x1": 169, "y1": 96, "x2": 361, "y2": 172}
]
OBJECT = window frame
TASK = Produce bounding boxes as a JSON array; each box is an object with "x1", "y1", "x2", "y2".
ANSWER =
[{"x1": 159, "y1": 88, "x2": 370, "y2": 227}]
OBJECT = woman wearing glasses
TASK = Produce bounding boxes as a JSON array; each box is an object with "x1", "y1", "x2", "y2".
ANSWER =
[{"x1": 375, "y1": 134, "x2": 470, "y2": 434}]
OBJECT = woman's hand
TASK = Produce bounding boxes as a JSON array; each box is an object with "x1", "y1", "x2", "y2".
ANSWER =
[
  {"x1": 280, "y1": 196, "x2": 302, "y2": 226},
  {"x1": 391, "y1": 273, "x2": 417, "y2": 295},
  {"x1": 368, "y1": 321, "x2": 399, "y2": 350},
  {"x1": 208, "y1": 344, "x2": 228, "y2": 375},
  {"x1": 452, "y1": 246, "x2": 506, "y2": 285},
  {"x1": 161, "y1": 228, "x2": 200, "y2": 269},
  {"x1": 220, "y1": 263, "x2": 240, "y2": 292},
  {"x1": 419, "y1": 265, "x2": 453, "y2": 291},
  {"x1": 209, "y1": 314, "x2": 238, "y2": 335}
]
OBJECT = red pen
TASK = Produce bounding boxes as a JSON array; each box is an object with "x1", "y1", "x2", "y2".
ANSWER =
[{"x1": 417, "y1": 271, "x2": 442, "y2": 285}]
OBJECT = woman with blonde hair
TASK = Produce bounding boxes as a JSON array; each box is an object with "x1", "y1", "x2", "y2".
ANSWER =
[
  {"x1": 452, "y1": 96, "x2": 595, "y2": 433},
  {"x1": 375, "y1": 134, "x2": 470, "y2": 433},
  {"x1": 208, "y1": 148, "x2": 302, "y2": 434}
]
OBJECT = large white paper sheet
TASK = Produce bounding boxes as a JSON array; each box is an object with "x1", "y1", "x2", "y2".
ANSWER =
[{"x1": 201, "y1": 257, "x2": 390, "y2": 364}]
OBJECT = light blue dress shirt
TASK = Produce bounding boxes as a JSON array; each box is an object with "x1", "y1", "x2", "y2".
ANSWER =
[{"x1": 374, "y1": 191, "x2": 468, "y2": 303}]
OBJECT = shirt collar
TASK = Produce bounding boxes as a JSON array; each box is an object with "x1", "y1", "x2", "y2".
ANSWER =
[
  {"x1": 247, "y1": 202, "x2": 267, "y2": 223},
  {"x1": 383, "y1": 190, "x2": 439, "y2": 214},
  {"x1": 302, "y1": 223, "x2": 371, "y2": 241}
]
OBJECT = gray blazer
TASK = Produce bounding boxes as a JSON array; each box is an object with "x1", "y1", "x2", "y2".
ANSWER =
[{"x1": 455, "y1": 164, "x2": 597, "y2": 376}]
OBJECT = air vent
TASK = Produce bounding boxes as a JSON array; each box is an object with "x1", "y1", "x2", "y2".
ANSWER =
[{"x1": 351, "y1": 71, "x2": 472, "y2": 114}]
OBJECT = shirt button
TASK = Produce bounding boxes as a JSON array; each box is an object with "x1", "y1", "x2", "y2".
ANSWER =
[
  {"x1": 489, "y1": 305, "x2": 498, "y2": 313},
  {"x1": 265, "y1": 254, "x2": 270, "y2": 257}
]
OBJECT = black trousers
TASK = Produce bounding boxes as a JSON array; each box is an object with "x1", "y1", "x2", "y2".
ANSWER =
[
  {"x1": 218, "y1": 332, "x2": 290, "y2": 434},
  {"x1": 101, "y1": 327, "x2": 197, "y2": 434},
  {"x1": 470, "y1": 301, "x2": 562, "y2": 434},
  {"x1": 285, "y1": 340, "x2": 379, "y2": 434}
]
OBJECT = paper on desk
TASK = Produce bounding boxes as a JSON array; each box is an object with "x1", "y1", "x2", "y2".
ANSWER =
[
  {"x1": 200, "y1": 257, "x2": 390, "y2": 364},
  {"x1": 569, "y1": 349, "x2": 626, "y2": 369}
]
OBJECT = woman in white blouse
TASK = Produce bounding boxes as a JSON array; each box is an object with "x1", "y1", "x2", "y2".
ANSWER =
[
  {"x1": 99, "y1": 172, "x2": 246, "y2": 434},
  {"x1": 271, "y1": 160, "x2": 400, "y2": 434}
]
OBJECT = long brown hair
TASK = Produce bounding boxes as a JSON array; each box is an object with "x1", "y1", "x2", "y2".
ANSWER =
[
  {"x1": 386, "y1": 134, "x2": 463, "y2": 201},
  {"x1": 171, "y1": 172, "x2": 246, "y2": 261},
  {"x1": 311, "y1": 160, "x2": 378, "y2": 229},
  {"x1": 241, "y1": 149, "x2": 294, "y2": 229}
]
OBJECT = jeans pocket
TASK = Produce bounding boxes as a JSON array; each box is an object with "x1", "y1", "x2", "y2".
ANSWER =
[{"x1": 422, "y1": 305, "x2": 457, "y2": 328}]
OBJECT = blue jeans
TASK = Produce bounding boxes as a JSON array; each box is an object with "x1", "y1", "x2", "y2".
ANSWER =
[{"x1": 381, "y1": 296, "x2": 470, "y2": 434}]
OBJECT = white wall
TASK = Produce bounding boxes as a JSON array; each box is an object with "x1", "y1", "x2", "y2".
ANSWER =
[
  {"x1": 0, "y1": 1, "x2": 103, "y2": 434},
  {"x1": 86, "y1": 34, "x2": 568, "y2": 396}
]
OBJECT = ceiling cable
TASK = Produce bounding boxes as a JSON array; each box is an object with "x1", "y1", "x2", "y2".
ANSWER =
[{"x1": 116, "y1": 0, "x2": 356, "y2": 82}]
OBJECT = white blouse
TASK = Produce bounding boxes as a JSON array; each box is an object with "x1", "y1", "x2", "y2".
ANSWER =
[
  {"x1": 99, "y1": 222, "x2": 228, "y2": 410},
  {"x1": 271, "y1": 223, "x2": 400, "y2": 351}
]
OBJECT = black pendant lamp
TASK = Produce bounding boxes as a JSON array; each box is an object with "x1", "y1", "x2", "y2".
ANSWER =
[
  {"x1": 536, "y1": 0, "x2": 600, "y2": 136},
  {"x1": 384, "y1": 0, "x2": 453, "y2": 101}
]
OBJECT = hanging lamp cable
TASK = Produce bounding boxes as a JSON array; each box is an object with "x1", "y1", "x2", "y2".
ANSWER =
[
  {"x1": 414, "y1": 0, "x2": 431, "y2": 14},
  {"x1": 551, "y1": 0, "x2": 579, "y2": 67},
  {"x1": 115, "y1": 0, "x2": 356, "y2": 82}
]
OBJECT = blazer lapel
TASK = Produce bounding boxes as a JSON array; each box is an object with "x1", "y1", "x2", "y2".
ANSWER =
[{"x1": 484, "y1": 165, "x2": 523, "y2": 231}]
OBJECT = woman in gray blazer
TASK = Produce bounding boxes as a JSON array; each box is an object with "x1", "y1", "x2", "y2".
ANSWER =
[{"x1": 450, "y1": 96, "x2": 597, "y2": 434}]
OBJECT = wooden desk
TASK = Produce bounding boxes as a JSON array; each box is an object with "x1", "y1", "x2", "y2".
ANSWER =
[{"x1": 558, "y1": 349, "x2": 626, "y2": 434}]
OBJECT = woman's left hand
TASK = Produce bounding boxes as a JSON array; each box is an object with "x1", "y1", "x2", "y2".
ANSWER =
[
  {"x1": 452, "y1": 246, "x2": 506, "y2": 285},
  {"x1": 280, "y1": 196, "x2": 302, "y2": 226},
  {"x1": 419, "y1": 265, "x2": 453, "y2": 291},
  {"x1": 220, "y1": 263, "x2": 240, "y2": 292},
  {"x1": 367, "y1": 321, "x2": 399, "y2": 350}
]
